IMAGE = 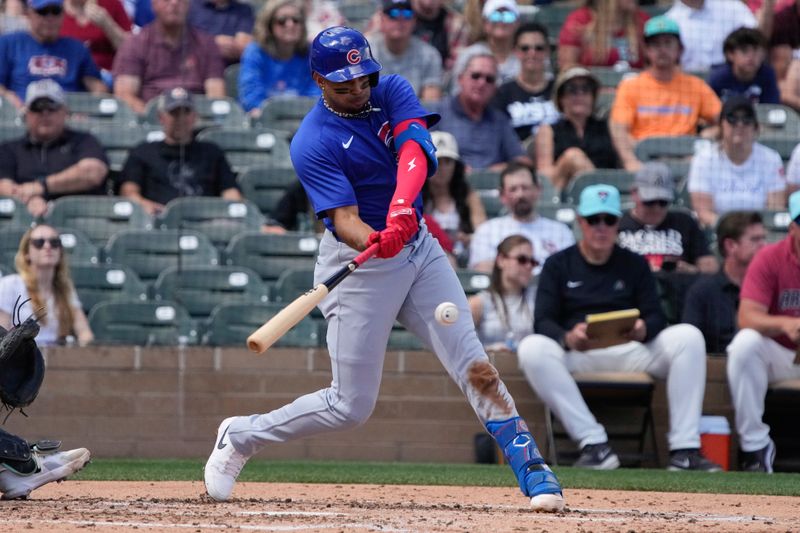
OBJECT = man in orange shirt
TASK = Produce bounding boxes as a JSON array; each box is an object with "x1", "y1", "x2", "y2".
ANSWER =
[{"x1": 609, "y1": 16, "x2": 721, "y2": 171}]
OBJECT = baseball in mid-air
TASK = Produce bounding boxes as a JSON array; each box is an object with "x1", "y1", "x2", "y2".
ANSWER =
[{"x1": 435, "y1": 302, "x2": 459, "y2": 325}]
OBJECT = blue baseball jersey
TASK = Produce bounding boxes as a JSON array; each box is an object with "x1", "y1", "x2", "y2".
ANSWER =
[
  {"x1": 290, "y1": 74, "x2": 438, "y2": 234},
  {"x1": 0, "y1": 32, "x2": 101, "y2": 99}
]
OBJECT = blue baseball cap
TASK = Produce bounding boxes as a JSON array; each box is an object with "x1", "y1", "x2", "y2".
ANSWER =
[
  {"x1": 577, "y1": 184, "x2": 622, "y2": 217},
  {"x1": 789, "y1": 190, "x2": 800, "y2": 222},
  {"x1": 28, "y1": 0, "x2": 63, "y2": 10}
]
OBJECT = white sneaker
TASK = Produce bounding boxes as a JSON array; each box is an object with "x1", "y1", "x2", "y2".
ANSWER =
[
  {"x1": 204, "y1": 417, "x2": 249, "y2": 501},
  {"x1": 530, "y1": 493, "x2": 565, "y2": 512},
  {"x1": 0, "y1": 447, "x2": 91, "y2": 500}
]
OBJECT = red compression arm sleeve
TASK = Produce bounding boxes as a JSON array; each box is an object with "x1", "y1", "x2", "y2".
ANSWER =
[{"x1": 391, "y1": 118, "x2": 428, "y2": 205}]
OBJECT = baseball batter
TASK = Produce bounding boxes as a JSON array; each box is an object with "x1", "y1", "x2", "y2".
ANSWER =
[{"x1": 204, "y1": 26, "x2": 564, "y2": 512}]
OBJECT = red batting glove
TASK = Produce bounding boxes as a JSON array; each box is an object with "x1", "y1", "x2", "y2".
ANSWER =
[
  {"x1": 386, "y1": 200, "x2": 419, "y2": 242},
  {"x1": 366, "y1": 227, "x2": 405, "y2": 259}
]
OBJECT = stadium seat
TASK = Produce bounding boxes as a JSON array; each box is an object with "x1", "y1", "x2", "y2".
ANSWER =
[
  {"x1": 536, "y1": 203, "x2": 577, "y2": 227},
  {"x1": 0, "y1": 94, "x2": 21, "y2": 126},
  {"x1": 594, "y1": 89, "x2": 616, "y2": 120},
  {"x1": 537, "y1": 174, "x2": 562, "y2": 206},
  {"x1": 204, "y1": 301, "x2": 319, "y2": 347},
  {"x1": 479, "y1": 190, "x2": 505, "y2": 218},
  {"x1": 224, "y1": 63, "x2": 240, "y2": 100},
  {"x1": 64, "y1": 93, "x2": 137, "y2": 129},
  {"x1": 0, "y1": 196, "x2": 34, "y2": 230},
  {"x1": 195, "y1": 127, "x2": 291, "y2": 173},
  {"x1": 225, "y1": 231, "x2": 318, "y2": 282},
  {"x1": 634, "y1": 135, "x2": 701, "y2": 163},
  {"x1": 252, "y1": 95, "x2": 316, "y2": 137},
  {"x1": 532, "y1": 3, "x2": 574, "y2": 46},
  {"x1": 237, "y1": 164, "x2": 299, "y2": 216},
  {"x1": 0, "y1": 226, "x2": 27, "y2": 267},
  {"x1": 455, "y1": 269, "x2": 490, "y2": 295},
  {"x1": 153, "y1": 264, "x2": 269, "y2": 319},
  {"x1": 89, "y1": 299, "x2": 198, "y2": 345},
  {"x1": 273, "y1": 268, "x2": 321, "y2": 317},
  {"x1": 588, "y1": 67, "x2": 640, "y2": 89},
  {"x1": 467, "y1": 169, "x2": 500, "y2": 191},
  {"x1": 760, "y1": 209, "x2": 791, "y2": 243},
  {"x1": 142, "y1": 95, "x2": 248, "y2": 130},
  {"x1": 84, "y1": 123, "x2": 152, "y2": 172},
  {"x1": 0, "y1": 124, "x2": 25, "y2": 143},
  {"x1": 564, "y1": 169, "x2": 636, "y2": 207},
  {"x1": 760, "y1": 136, "x2": 797, "y2": 162},
  {"x1": 46, "y1": 196, "x2": 152, "y2": 247},
  {"x1": 70, "y1": 262, "x2": 147, "y2": 314},
  {"x1": 55, "y1": 226, "x2": 99, "y2": 264},
  {"x1": 104, "y1": 229, "x2": 218, "y2": 283},
  {"x1": 156, "y1": 197, "x2": 265, "y2": 250},
  {"x1": 755, "y1": 103, "x2": 800, "y2": 137},
  {"x1": 338, "y1": 0, "x2": 375, "y2": 30}
]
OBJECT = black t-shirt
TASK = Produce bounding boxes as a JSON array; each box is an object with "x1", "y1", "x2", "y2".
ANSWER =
[
  {"x1": 617, "y1": 210, "x2": 711, "y2": 268},
  {"x1": 413, "y1": 9, "x2": 448, "y2": 67},
  {"x1": 0, "y1": 128, "x2": 108, "y2": 197},
  {"x1": 552, "y1": 117, "x2": 619, "y2": 169},
  {"x1": 120, "y1": 140, "x2": 238, "y2": 204},
  {"x1": 682, "y1": 271, "x2": 740, "y2": 353},
  {"x1": 492, "y1": 79, "x2": 557, "y2": 140}
]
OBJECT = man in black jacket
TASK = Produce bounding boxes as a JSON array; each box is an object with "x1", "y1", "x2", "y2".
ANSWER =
[{"x1": 517, "y1": 184, "x2": 720, "y2": 472}]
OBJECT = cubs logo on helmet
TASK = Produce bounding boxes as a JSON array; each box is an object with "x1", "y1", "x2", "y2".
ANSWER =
[
  {"x1": 346, "y1": 49, "x2": 361, "y2": 65},
  {"x1": 310, "y1": 26, "x2": 382, "y2": 83}
]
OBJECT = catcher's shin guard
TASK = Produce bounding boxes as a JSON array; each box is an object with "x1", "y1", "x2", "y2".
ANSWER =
[
  {"x1": 0, "y1": 429, "x2": 33, "y2": 473},
  {"x1": 486, "y1": 417, "x2": 562, "y2": 498}
]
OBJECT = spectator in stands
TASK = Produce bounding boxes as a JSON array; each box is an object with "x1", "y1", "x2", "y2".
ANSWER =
[
  {"x1": 423, "y1": 131, "x2": 486, "y2": 266},
  {"x1": 238, "y1": 0, "x2": 317, "y2": 115},
  {"x1": 460, "y1": 0, "x2": 520, "y2": 83},
  {"x1": 411, "y1": 0, "x2": 468, "y2": 74},
  {"x1": 369, "y1": 0, "x2": 442, "y2": 101},
  {"x1": 534, "y1": 67, "x2": 619, "y2": 191},
  {"x1": 119, "y1": 87, "x2": 240, "y2": 215},
  {"x1": 688, "y1": 95, "x2": 785, "y2": 228},
  {"x1": 725, "y1": 190, "x2": 800, "y2": 472},
  {"x1": 781, "y1": 56, "x2": 800, "y2": 110},
  {"x1": 788, "y1": 141, "x2": 800, "y2": 193},
  {"x1": 492, "y1": 22, "x2": 558, "y2": 141},
  {"x1": 61, "y1": 0, "x2": 131, "y2": 85},
  {"x1": 434, "y1": 50, "x2": 529, "y2": 170},
  {"x1": 0, "y1": 0, "x2": 106, "y2": 108},
  {"x1": 767, "y1": 0, "x2": 798, "y2": 87},
  {"x1": 0, "y1": 224, "x2": 93, "y2": 345},
  {"x1": 469, "y1": 234, "x2": 535, "y2": 352},
  {"x1": 0, "y1": 80, "x2": 108, "y2": 217},
  {"x1": 112, "y1": 0, "x2": 225, "y2": 114},
  {"x1": 187, "y1": 0, "x2": 254, "y2": 65},
  {"x1": 666, "y1": 0, "x2": 757, "y2": 73},
  {"x1": 618, "y1": 162, "x2": 717, "y2": 274},
  {"x1": 609, "y1": 16, "x2": 722, "y2": 171},
  {"x1": 517, "y1": 183, "x2": 721, "y2": 472},
  {"x1": 468, "y1": 162, "x2": 574, "y2": 272},
  {"x1": 683, "y1": 211, "x2": 766, "y2": 353},
  {"x1": 558, "y1": 0, "x2": 649, "y2": 71},
  {"x1": 302, "y1": 0, "x2": 344, "y2": 40},
  {"x1": 1, "y1": 0, "x2": 29, "y2": 34},
  {"x1": 709, "y1": 27, "x2": 780, "y2": 104}
]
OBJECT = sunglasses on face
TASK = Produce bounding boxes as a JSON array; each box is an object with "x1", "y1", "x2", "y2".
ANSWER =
[
  {"x1": 386, "y1": 8, "x2": 414, "y2": 19},
  {"x1": 274, "y1": 15, "x2": 302, "y2": 26},
  {"x1": 28, "y1": 100, "x2": 62, "y2": 113},
  {"x1": 585, "y1": 214, "x2": 619, "y2": 226},
  {"x1": 487, "y1": 10, "x2": 518, "y2": 24},
  {"x1": 35, "y1": 5, "x2": 63, "y2": 16},
  {"x1": 30, "y1": 237, "x2": 62, "y2": 249},
  {"x1": 643, "y1": 199, "x2": 670, "y2": 208},
  {"x1": 562, "y1": 82, "x2": 593, "y2": 96},
  {"x1": 517, "y1": 44, "x2": 547, "y2": 53},
  {"x1": 724, "y1": 113, "x2": 756, "y2": 126},
  {"x1": 468, "y1": 71, "x2": 497, "y2": 84},
  {"x1": 508, "y1": 254, "x2": 539, "y2": 267}
]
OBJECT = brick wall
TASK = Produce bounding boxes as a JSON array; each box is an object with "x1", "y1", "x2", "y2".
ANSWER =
[{"x1": 4, "y1": 346, "x2": 733, "y2": 466}]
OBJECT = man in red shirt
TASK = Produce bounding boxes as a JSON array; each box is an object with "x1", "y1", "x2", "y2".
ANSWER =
[{"x1": 727, "y1": 190, "x2": 800, "y2": 472}]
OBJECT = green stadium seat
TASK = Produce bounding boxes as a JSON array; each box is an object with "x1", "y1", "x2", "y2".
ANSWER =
[
  {"x1": 634, "y1": 135, "x2": 700, "y2": 163},
  {"x1": 224, "y1": 63, "x2": 240, "y2": 100},
  {"x1": 273, "y1": 268, "x2": 321, "y2": 317},
  {"x1": 564, "y1": 169, "x2": 636, "y2": 207},
  {"x1": 532, "y1": 4, "x2": 574, "y2": 46},
  {"x1": 156, "y1": 197, "x2": 265, "y2": 251},
  {"x1": 0, "y1": 94, "x2": 21, "y2": 126},
  {"x1": 237, "y1": 165, "x2": 299, "y2": 216},
  {"x1": 479, "y1": 190, "x2": 505, "y2": 218},
  {"x1": 70, "y1": 262, "x2": 147, "y2": 314},
  {"x1": 55, "y1": 226, "x2": 99, "y2": 264},
  {"x1": 46, "y1": 196, "x2": 152, "y2": 247},
  {"x1": 0, "y1": 124, "x2": 25, "y2": 143},
  {"x1": 761, "y1": 209, "x2": 791, "y2": 243},
  {"x1": 467, "y1": 169, "x2": 500, "y2": 191},
  {"x1": 594, "y1": 89, "x2": 616, "y2": 120},
  {"x1": 536, "y1": 203, "x2": 577, "y2": 227},
  {"x1": 760, "y1": 136, "x2": 797, "y2": 162},
  {"x1": 0, "y1": 226, "x2": 27, "y2": 268},
  {"x1": 89, "y1": 299, "x2": 198, "y2": 345},
  {"x1": 195, "y1": 127, "x2": 291, "y2": 173},
  {"x1": 104, "y1": 229, "x2": 219, "y2": 283},
  {"x1": 755, "y1": 104, "x2": 800, "y2": 137},
  {"x1": 252, "y1": 95, "x2": 316, "y2": 137},
  {"x1": 142, "y1": 95, "x2": 248, "y2": 130},
  {"x1": 588, "y1": 67, "x2": 640, "y2": 89},
  {"x1": 153, "y1": 265, "x2": 269, "y2": 320},
  {"x1": 204, "y1": 302, "x2": 319, "y2": 347},
  {"x1": 225, "y1": 231, "x2": 318, "y2": 282},
  {"x1": 64, "y1": 93, "x2": 137, "y2": 129},
  {"x1": 0, "y1": 196, "x2": 34, "y2": 230},
  {"x1": 455, "y1": 269, "x2": 490, "y2": 295}
]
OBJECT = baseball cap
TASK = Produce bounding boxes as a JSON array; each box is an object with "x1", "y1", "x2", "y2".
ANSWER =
[
  {"x1": 482, "y1": 0, "x2": 519, "y2": 18},
  {"x1": 643, "y1": 16, "x2": 681, "y2": 40},
  {"x1": 382, "y1": 0, "x2": 412, "y2": 12},
  {"x1": 431, "y1": 131, "x2": 460, "y2": 161},
  {"x1": 577, "y1": 184, "x2": 622, "y2": 218},
  {"x1": 634, "y1": 162, "x2": 674, "y2": 202},
  {"x1": 24, "y1": 79, "x2": 65, "y2": 108},
  {"x1": 158, "y1": 87, "x2": 195, "y2": 112},
  {"x1": 721, "y1": 94, "x2": 756, "y2": 121},
  {"x1": 28, "y1": 0, "x2": 62, "y2": 10},
  {"x1": 552, "y1": 66, "x2": 599, "y2": 112},
  {"x1": 790, "y1": 190, "x2": 800, "y2": 222}
]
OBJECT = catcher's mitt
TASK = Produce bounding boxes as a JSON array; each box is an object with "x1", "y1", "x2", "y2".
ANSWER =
[{"x1": 0, "y1": 304, "x2": 45, "y2": 413}]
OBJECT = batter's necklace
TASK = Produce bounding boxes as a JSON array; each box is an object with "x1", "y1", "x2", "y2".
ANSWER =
[{"x1": 322, "y1": 96, "x2": 374, "y2": 119}]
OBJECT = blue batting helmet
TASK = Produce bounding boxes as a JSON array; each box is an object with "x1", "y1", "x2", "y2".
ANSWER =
[{"x1": 310, "y1": 26, "x2": 382, "y2": 83}]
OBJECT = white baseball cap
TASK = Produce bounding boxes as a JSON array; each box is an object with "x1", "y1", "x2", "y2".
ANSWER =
[
  {"x1": 431, "y1": 131, "x2": 460, "y2": 161},
  {"x1": 482, "y1": 0, "x2": 519, "y2": 18}
]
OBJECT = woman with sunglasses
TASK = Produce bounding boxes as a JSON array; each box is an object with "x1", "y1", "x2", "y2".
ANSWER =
[
  {"x1": 558, "y1": 0, "x2": 649, "y2": 71},
  {"x1": 0, "y1": 225, "x2": 92, "y2": 346},
  {"x1": 688, "y1": 95, "x2": 785, "y2": 228},
  {"x1": 534, "y1": 67, "x2": 619, "y2": 191},
  {"x1": 469, "y1": 234, "x2": 536, "y2": 353},
  {"x1": 237, "y1": 0, "x2": 319, "y2": 115},
  {"x1": 461, "y1": 0, "x2": 520, "y2": 84}
]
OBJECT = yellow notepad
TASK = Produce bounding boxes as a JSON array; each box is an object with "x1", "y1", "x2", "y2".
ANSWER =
[{"x1": 585, "y1": 309, "x2": 640, "y2": 349}]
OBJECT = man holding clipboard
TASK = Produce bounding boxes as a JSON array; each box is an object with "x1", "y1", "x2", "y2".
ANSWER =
[{"x1": 517, "y1": 184, "x2": 721, "y2": 472}]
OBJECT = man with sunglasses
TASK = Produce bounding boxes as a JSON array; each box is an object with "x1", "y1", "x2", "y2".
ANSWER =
[
  {"x1": 368, "y1": 0, "x2": 442, "y2": 101},
  {"x1": 0, "y1": 0, "x2": 106, "y2": 108},
  {"x1": 518, "y1": 184, "x2": 721, "y2": 472},
  {"x1": 0, "y1": 79, "x2": 109, "y2": 217}
]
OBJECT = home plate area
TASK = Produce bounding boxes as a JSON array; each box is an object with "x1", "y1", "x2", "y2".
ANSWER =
[{"x1": 0, "y1": 482, "x2": 795, "y2": 532}]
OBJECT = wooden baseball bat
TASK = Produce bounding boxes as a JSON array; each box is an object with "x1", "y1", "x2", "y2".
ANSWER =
[{"x1": 247, "y1": 243, "x2": 379, "y2": 353}]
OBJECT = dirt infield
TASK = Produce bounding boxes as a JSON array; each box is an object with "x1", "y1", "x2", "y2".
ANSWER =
[{"x1": 1, "y1": 481, "x2": 797, "y2": 532}]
